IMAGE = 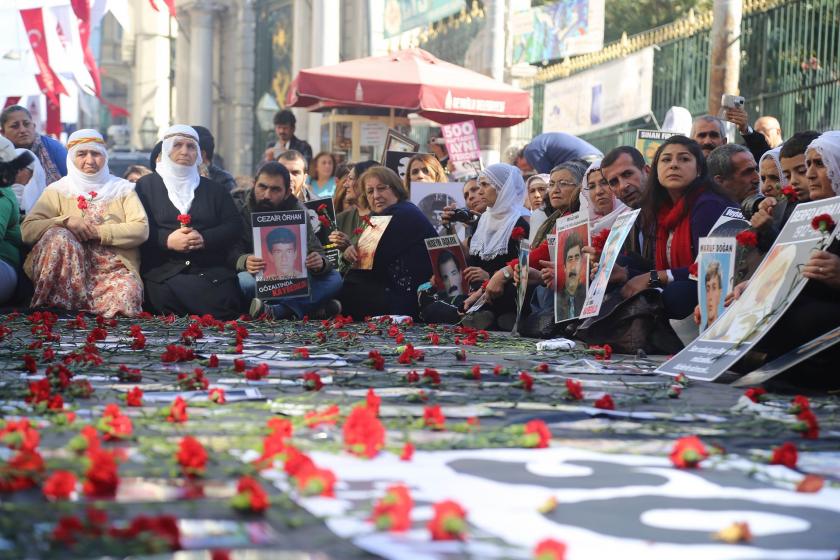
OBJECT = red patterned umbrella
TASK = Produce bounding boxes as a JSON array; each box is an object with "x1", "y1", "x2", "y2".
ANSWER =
[{"x1": 286, "y1": 48, "x2": 531, "y2": 128}]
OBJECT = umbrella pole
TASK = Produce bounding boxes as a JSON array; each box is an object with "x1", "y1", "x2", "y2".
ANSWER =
[{"x1": 389, "y1": 107, "x2": 395, "y2": 129}]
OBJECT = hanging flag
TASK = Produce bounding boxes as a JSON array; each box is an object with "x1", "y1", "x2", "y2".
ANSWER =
[
  {"x1": 20, "y1": 8, "x2": 69, "y2": 106},
  {"x1": 147, "y1": 0, "x2": 176, "y2": 18},
  {"x1": 70, "y1": 0, "x2": 102, "y2": 95}
]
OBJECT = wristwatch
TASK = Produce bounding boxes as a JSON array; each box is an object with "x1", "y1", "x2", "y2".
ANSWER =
[
  {"x1": 741, "y1": 125, "x2": 754, "y2": 136},
  {"x1": 502, "y1": 268, "x2": 512, "y2": 281},
  {"x1": 648, "y1": 270, "x2": 663, "y2": 289}
]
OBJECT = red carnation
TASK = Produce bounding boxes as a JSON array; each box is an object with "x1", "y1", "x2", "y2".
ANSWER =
[
  {"x1": 591, "y1": 228, "x2": 610, "y2": 254},
  {"x1": 428, "y1": 500, "x2": 467, "y2": 540},
  {"x1": 292, "y1": 347, "x2": 310, "y2": 359},
  {"x1": 177, "y1": 214, "x2": 192, "y2": 228},
  {"x1": 176, "y1": 436, "x2": 208, "y2": 477},
  {"x1": 511, "y1": 226, "x2": 526, "y2": 241},
  {"x1": 789, "y1": 395, "x2": 811, "y2": 414},
  {"x1": 318, "y1": 215, "x2": 331, "y2": 228},
  {"x1": 744, "y1": 387, "x2": 767, "y2": 403},
  {"x1": 811, "y1": 213, "x2": 836, "y2": 233},
  {"x1": 366, "y1": 388, "x2": 381, "y2": 416},
  {"x1": 523, "y1": 419, "x2": 551, "y2": 448},
  {"x1": 167, "y1": 396, "x2": 188, "y2": 423},
  {"x1": 343, "y1": 406, "x2": 385, "y2": 458},
  {"x1": 83, "y1": 449, "x2": 119, "y2": 498},
  {"x1": 304, "y1": 404, "x2": 340, "y2": 428},
  {"x1": 231, "y1": 476, "x2": 269, "y2": 513},
  {"x1": 209, "y1": 387, "x2": 226, "y2": 404},
  {"x1": 594, "y1": 394, "x2": 615, "y2": 410},
  {"x1": 400, "y1": 441, "x2": 415, "y2": 461},
  {"x1": 770, "y1": 442, "x2": 797, "y2": 469},
  {"x1": 518, "y1": 371, "x2": 534, "y2": 391},
  {"x1": 736, "y1": 229, "x2": 758, "y2": 247},
  {"x1": 794, "y1": 409, "x2": 819, "y2": 439},
  {"x1": 563, "y1": 378, "x2": 583, "y2": 400},
  {"x1": 670, "y1": 435, "x2": 709, "y2": 468},
  {"x1": 506, "y1": 258, "x2": 519, "y2": 270},
  {"x1": 294, "y1": 464, "x2": 336, "y2": 497},
  {"x1": 317, "y1": 203, "x2": 327, "y2": 213},
  {"x1": 43, "y1": 470, "x2": 77, "y2": 500},
  {"x1": 780, "y1": 185, "x2": 797, "y2": 202},
  {"x1": 302, "y1": 371, "x2": 323, "y2": 391},
  {"x1": 688, "y1": 261, "x2": 698, "y2": 277},
  {"x1": 370, "y1": 484, "x2": 413, "y2": 532},
  {"x1": 423, "y1": 405, "x2": 446, "y2": 430},
  {"x1": 533, "y1": 538, "x2": 567, "y2": 560}
]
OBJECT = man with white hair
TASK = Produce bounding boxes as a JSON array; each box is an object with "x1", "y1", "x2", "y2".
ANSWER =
[
  {"x1": 21, "y1": 129, "x2": 149, "y2": 317},
  {"x1": 135, "y1": 125, "x2": 242, "y2": 319}
]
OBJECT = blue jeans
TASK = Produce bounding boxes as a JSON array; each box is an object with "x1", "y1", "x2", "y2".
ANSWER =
[{"x1": 238, "y1": 270, "x2": 342, "y2": 318}]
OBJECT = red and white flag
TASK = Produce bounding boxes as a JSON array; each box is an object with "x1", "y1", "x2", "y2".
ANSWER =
[{"x1": 19, "y1": 8, "x2": 68, "y2": 106}]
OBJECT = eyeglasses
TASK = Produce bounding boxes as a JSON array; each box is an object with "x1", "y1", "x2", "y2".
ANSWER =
[{"x1": 549, "y1": 180, "x2": 577, "y2": 189}]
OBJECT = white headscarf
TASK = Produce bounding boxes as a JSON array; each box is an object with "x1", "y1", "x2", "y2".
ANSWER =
[
  {"x1": 758, "y1": 146, "x2": 785, "y2": 196},
  {"x1": 470, "y1": 163, "x2": 526, "y2": 260},
  {"x1": 578, "y1": 159, "x2": 629, "y2": 235},
  {"x1": 46, "y1": 129, "x2": 134, "y2": 204},
  {"x1": 662, "y1": 106, "x2": 693, "y2": 136},
  {"x1": 806, "y1": 131, "x2": 840, "y2": 196},
  {"x1": 14, "y1": 148, "x2": 46, "y2": 212},
  {"x1": 526, "y1": 174, "x2": 550, "y2": 243},
  {"x1": 156, "y1": 124, "x2": 202, "y2": 214}
]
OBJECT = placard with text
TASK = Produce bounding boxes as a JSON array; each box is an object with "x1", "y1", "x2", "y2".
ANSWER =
[
  {"x1": 425, "y1": 235, "x2": 469, "y2": 298},
  {"x1": 251, "y1": 210, "x2": 310, "y2": 300},
  {"x1": 440, "y1": 119, "x2": 482, "y2": 179},
  {"x1": 553, "y1": 212, "x2": 590, "y2": 323}
]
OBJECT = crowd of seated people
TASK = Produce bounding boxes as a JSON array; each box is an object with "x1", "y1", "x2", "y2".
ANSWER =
[{"x1": 2, "y1": 105, "x2": 839, "y2": 387}]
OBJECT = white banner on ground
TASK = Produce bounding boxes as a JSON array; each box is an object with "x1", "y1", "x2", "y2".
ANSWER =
[{"x1": 543, "y1": 47, "x2": 654, "y2": 136}]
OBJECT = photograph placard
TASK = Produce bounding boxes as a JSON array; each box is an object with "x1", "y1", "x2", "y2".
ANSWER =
[
  {"x1": 553, "y1": 212, "x2": 590, "y2": 323},
  {"x1": 251, "y1": 210, "x2": 310, "y2": 300},
  {"x1": 440, "y1": 119, "x2": 482, "y2": 179},
  {"x1": 657, "y1": 197, "x2": 840, "y2": 380},
  {"x1": 697, "y1": 237, "x2": 737, "y2": 332},
  {"x1": 384, "y1": 150, "x2": 425, "y2": 183},
  {"x1": 425, "y1": 235, "x2": 469, "y2": 298},
  {"x1": 410, "y1": 181, "x2": 466, "y2": 236},
  {"x1": 635, "y1": 129, "x2": 680, "y2": 164},
  {"x1": 515, "y1": 239, "x2": 531, "y2": 330},
  {"x1": 580, "y1": 209, "x2": 640, "y2": 318},
  {"x1": 304, "y1": 197, "x2": 340, "y2": 268},
  {"x1": 354, "y1": 216, "x2": 392, "y2": 270},
  {"x1": 380, "y1": 129, "x2": 420, "y2": 163}
]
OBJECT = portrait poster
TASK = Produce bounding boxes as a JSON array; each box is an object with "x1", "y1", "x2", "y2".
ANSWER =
[
  {"x1": 515, "y1": 239, "x2": 531, "y2": 330},
  {"x1": 440, "y1": 120, "x2": 483, "y2": 179},
  {"x1": 580, "y1": 209, "x2": 639, "y2": 318},
  {"x1": 381, "y1": 129, "x2": 420, "y2": 162},
  {"x1": 251, "y1": 210, "x2": 309, "y2": 300},
  {"x1": 424, "y1": 235, "x2": 469, "y2": 298},
  {"x1": 634, "y1": 130, "x2": 680, "y2": 164},
  {"x1": 553, "y1": 212, "x2": 590, "y2": 323},
  {"x1": 304, "y1": 197, "x2": 340, "y2": 268},
  {"x1": 410, "y1": 182, "x2": 466, "y2": 237},
  {"x1": 384, "y1": 150, "x2": 424, "y2": 184},
  {"x1": 354, "y1": 216, "x2": 392, "y2": 270},
  {"x1": 657, "y1": 197, "x2": 840, "y2": 381},
  {"x1": 697, "y1": 237, "x2": 737, "y2": 332}
]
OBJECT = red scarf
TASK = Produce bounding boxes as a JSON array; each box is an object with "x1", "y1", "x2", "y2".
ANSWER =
[{"x1": 655, "y1": 188, "x2": 703, "y2": 270}]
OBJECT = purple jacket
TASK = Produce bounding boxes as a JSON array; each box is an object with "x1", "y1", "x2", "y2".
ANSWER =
[{"x1": 672, "y1": 190, "x2": 737, "y2": 281}]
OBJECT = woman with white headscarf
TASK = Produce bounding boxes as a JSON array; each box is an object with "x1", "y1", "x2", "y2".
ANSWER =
[
  {"x1": 579, "y1": 159, "x2": 629, "y2": 235},
  {"x1": 10, "y1": 148, "x2": 46, "y2": 212},
  {"x1": 460, "y1": 163, "x2": 529, "y2": 330},
  {"x1": 135, "y1": 125, "x2": 242, "y2": 319},
  {"x1": 758, "y1": 147, "x2": 786, "y2": 198},
  {"x1": 21, "y1": 129, "x2": 149, "y2": 317}
]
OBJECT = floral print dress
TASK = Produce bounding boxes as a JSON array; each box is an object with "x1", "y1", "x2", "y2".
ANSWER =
[{"x1": 29, "y1": 200, "x2": 142, "y2": 317}]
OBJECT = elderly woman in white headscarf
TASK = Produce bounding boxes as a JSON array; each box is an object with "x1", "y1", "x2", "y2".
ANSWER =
[
  {"x1": 460, "y1": 163, "x2": 529, "y2": 330},
  {"x1": 134, "y1": 125, "x2": 242, "y2": 319},
  {"x1": 579, "y1": 159, "x2": 629, "y2": 236},
  {"x1": 758, "y1": 147, "x2": 787, "y2": 198},
  {"x1": 21, "y1": 129, "x2": 149, "y2": 317}
]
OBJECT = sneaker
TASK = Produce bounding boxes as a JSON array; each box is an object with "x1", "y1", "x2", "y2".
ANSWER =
[
  {"x1": 311, "y1": 299, "x2": 342, "y2": 320},
  {"x1": 249, "y1": 298, "x2": 272, "y2": 319}
]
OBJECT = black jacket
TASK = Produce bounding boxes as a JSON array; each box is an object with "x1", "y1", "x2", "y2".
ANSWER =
[
  {"x1": 229, "y1": 189, "x2": 331, "y2": 275},
  {"x1": 135, "y1": 174, "x2": 241, "y2": 284}
]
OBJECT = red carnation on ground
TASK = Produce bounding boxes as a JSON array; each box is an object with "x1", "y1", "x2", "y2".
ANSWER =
[
  {"x1": 428, "y1": 500, "x2": 467, "y2": 541},
  {"x1": 366, "y1": 350, "x2": 385, "y2": 370},
  {"x1": 423, "y1": 405, "x2": 446, "y2": 430},
  {"x1": 563, "y1": 378, "x2": 584, "y2": 400},
  {"x1": 511, "y1": 226, "x2": 526, "y2": 241},
  {"x1": 366, "y1": 388, "x2": 381, "y2": 416},
  {"x1": 789, "y1": 395, "x2": 810, "y2": 414},
  {"x1": 83, "y1": 449, "x2": 119, "y2": 498},
  {"x1": 522, "y1": 419, "x2": 551, "y2": 448},
  {"x1": 670, "y1": 435, "x2": 709, "y2": 468},
  {"x1": 533, "y1": 538, "x2": 567, "y2": 560},
  {"x1": 794, "y1": 409, "x2": 819, "y2": 439},
  {"x1": 770, "y1": 442, "x2": 797, "y2": 469},
  {"x1": 292, "y1": 347, "x2": 310, "y2": 359},
  {"x1": 231, "y1": 476, "x2": 269, "y2": 513},
  {"x1": 304, "y1": 404, "x2": 340, "y2": 428},
  {"x1": 294, "y1": 464, "x2": 337, "y2": 497},
  {"x1": 811, "y1": 213, "x2": 836, "y2": 233},
  {"x1": 518, "y1": 371, "x2": 534, "y2": 391},
  {"x1": 400, "y1": 442, "x2": 415, "y2": 461},
  {"x1": 594, "y1": 394, "x2": 615, "y2": 410},
  {"x1": 343, "y1": 406, "x2": 385, "y2": 458},
  {"x1": 302, "y1": 371, "x2": 323, "y2": 391},
  {"x1": 43, "y1": 470, "x2": 77, "y2": 500},
  {"x1": 167, "y1": 396, "x2": 188, "y2": 423},
  {"x1": 370, "y1": 484, "x2": 413, "y2": 532},
  {"x1": 744, "y1": 387, "x2": 768, "y2": 403},
  {"x1": 209, "y1": 387, "x2": 226, "y2": 404},
  {"x1": 735, "y1": 229, "x2": 758, "y2": 247},
  {"x1": 176, "y1": 436, "x2": 208, "y2": 477}
]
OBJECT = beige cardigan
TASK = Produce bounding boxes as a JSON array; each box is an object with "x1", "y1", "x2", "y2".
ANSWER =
[{"x1": 21, "y1": 188, "x2": 149, "y2": 280}]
